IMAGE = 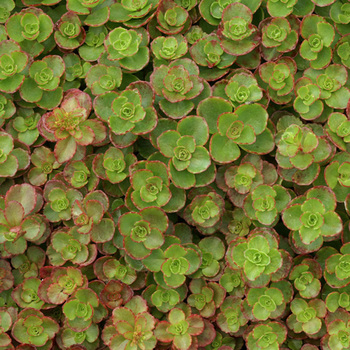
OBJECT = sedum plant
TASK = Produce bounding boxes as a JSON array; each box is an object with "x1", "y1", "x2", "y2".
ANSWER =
[
  {"x1": 12, "y1": 309, "x2": 59, "y2": 347},
  {"x1": 245, "y1": 321, "x2": 287, "y2": 350},
  {"x1": 0, "y1": 307, "x2": 13, "y2": 348},
  {"x1": 101, "y1": 256, "x2": 138, "y2": 285},
  {"x1": 102, "y1": 296, "x2": 156, "y2": 349},
  {"x1": 199, "y1": 0, "x2": 261, "y2": 26},
  {"x1": 93, "y1": 146, "x2": 136, "y2": 187},
  {"x1": 227, "y1": 232, "x2": 283, "y2": 286},
  {"x1": 209, "y1": 103, "x2": 273, "y2": 164},
  {"x1": 0, "y1": 184, "x2": 47, "y2": 257},
  {"x1": 66, "y1": 0, "x2": 111, "y2": 26},
  {"x1": 79, "y1": 26, "x2": 108, "y2": 62},
  {"x1": 38, "y1": 267, "x2": 86, "y2": 305},
  {"x1": 72, "y1": 190, "x2": 115, "y2": 243},
  {"x1": 243, "y1": 286, "x2": 286, "y2": 321},
  {"x1": 287, "y1": 298, "x2": 327, "y2": 336},
  {"x1": 151, "y1": 58, "x2": 205, "y2": 119},
  {"x1": 0, "y1": 0, "x2": 15, "y2": 24},
  {"x1": 190, "y1": 34, "x2": 236, "y2": 81},
  {"x1": 5, "y1": 8, "x2": 54, "y2": 57},
  {"x1": 118, "y1": 206, "x2": 168, "y2": 260},
  {"x1": 322, "y1": 243, "x2": 350, "y2": 289},
  {"x1": 19, "y1": 55, "x2": 65, "y2": 110},
  {"x1": 187, "y1": 279, "x2": 226, "y2": 318},
  {"x1": 28, "y1": 146, "x2": 61, "y2": 186},
  {"x1": 266, "y1": 0, "x2": 298, "y2": 17},
  {"x1": 149, "y1": 0, "x2": 190, "y2": 37},
  {"x1": 62, "y1": 287, "x2": 106, "y2": 331},
  {"x1": 282, "y1": 187, "x2": 342, "y2": 253},
  {"x1": 323, "y1": 316, "x2": 350, "y2": 350},
  {"x1": 104, "y1": 27, "x2": 150, "y2": 71},
  {"x1": 183, "y1": 189, "x2": 225, "y2": 234},
  {"x1": 0, "y1": 41, "x2": 28, "y2": 94},
  {"x1": 12, "y1": 277, "x2": 45, "y2": 309},
  {"x1": 303, "y1": 65, "x2": 350, "y2": 110},
  {"x1": 144, "y1": 283, "x2": 184, "y2": 312},
  {"x1": 223, "y1": 153, "x2": 278, "y2": 208},
  {"x1": 143, "y1": 242, "x2": 201, "y2": 288},
  {"x1": 243, "y1": 184, "x2": 291, "y2": 226},
  {"x1": 58, "y1": 322, "x2": 100, "y2": 349},
  {"x1": 293, "y1": 79, "x2": 323, "y2": 121},
  {"x1": 157, "y1": 115, "x2": 212, "y2": 189},
  {"x1": 7, "y1": 107, "x2": 41, "y2": 146},
  {"x1": 217, "y1": 3, "x2": 259, "y2": 57},
  {"x1": 46, "y1": 227, "x2": 96, "y2": 266},
  {"x1": 40, "y1": 88, "x2": 106, "y2": 163},
  {"x1": 1, "y1": 0, "x2": 350, "y2": 349},
  {"x1": 155, "y1": 307, "x2": 204, "y2": 350},
  {"x1": 289, "y1": 258, "x2": 322, "y2": 299},
  {"x1": 215, "y1": 71, "x2": 263, "y2": 108},
  {"x1": 325, "y1": 288, "x2": 350, "y2": 313},
  {"x1": 63, "y1": 53, "x2": 91, "y2": 88},
  {"x1": 216, "y1": 296, "x2": 248, "y2": 335},
  {"x1": 109, "y1": 0, "x2": 159, "y2": 28},
  {"x1": 152, "y1": 34, "x2": 188, "y2": 64},
  {"x1": 43, "y1": 180, "x2": 83, "y2": 222},
  {"x1": 127, "y1": 160, "x2": 185, "y2": 212},
  {"x1": 258, "y1": 58, "x2": 296, "y2": 105},
  {"x1": 299, "y1": 15, "x2": 335, "y2": 70},
  {"x1": 54, "y1": 12, "x2": 86, "y2": 50},
  {"x1": 11, "y1": 246, "x2": 45, "y2": 285},
  {"x1": 94, "y1": 81, "x2": 157, "y2": 147},
  {"x1": 85, "y1": 64, "x2": 122, "y2": 96},
  {"x1": 275, "y1": 120, "x2": 332, "y2": 185},
  {"x1": 0, "y1": 93, "x2": 15, "y2": 128},
  {"x1": 260, "y1": 16, "x2": 298, "y2": 61},
  {"x1": 326, "y1": 112, "x2": 350, "y2": 153},
  {"x1": 0, "y1": 131, "x2": 30, "y2": 178}
]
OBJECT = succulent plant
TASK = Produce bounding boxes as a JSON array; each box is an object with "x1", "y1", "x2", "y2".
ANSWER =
[
  {"x1": 227, "y1": 232, "x2": 284, "y2": 286},
  {"x1": 12, "y1": 309, "x2": 59, "y2": 347},
  {"x1": 6, "y1": 8, "x2": 54, "y2": 57},
  {"x1": 155, "y1": 307, "x2": 204, "y2": 350},
  {"x1": 282, "y1": 187, "x2": 342, "y2": 253},
  {"x1": 0, "y1": 41, "x2": 28, "y2": 94},
  {"x1": 103, "y1": 296, "x2": 156, "y2": 349},
  {"x1": 1, "y1": 1, "x2": 350, "y2": 349}
]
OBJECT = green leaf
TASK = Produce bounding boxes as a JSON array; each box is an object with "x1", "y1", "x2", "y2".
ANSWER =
[
  {"x1": 326, "y1": 87, "x2": 350, "y2": 109},
  {"x1": 210, "y1": 133, "x2": 240, "y2": 163},
  {"x1": 235, "y1": 103, "x2": 268, "y2": 135},
  {"x1": 55, "y1": 136, "x2": 77, "y2": 164},
  {"x1": 187, "y1": 146, "x2": 211, "y2": 174},
  {"x1": 0, "y1": 154, "x2": 18, "y2": 177},
  {"x1": 173, "y1": 333, "x2": 192, "y2": 350},
  {"x1": 157, "y1": 130, "x2": 180, "y2": 158},
  {"x1": 197, "y1": 97, "x2": 232, "y2": 134},
  {"x1": 141, "y1": 207, "x2": 168, "y2": 232},
  {"x1": 177, "y1": 116, "x2": 209, "y2": 146},
  {"x1": 20, "y1": 78, "x2": 42, "y2": 103},
  {"x1": 282, "y1": 205, "x2": 303, "y2": 230},
  {"x1": 321, "y1": 212, "x2": 342, "y2": 237},
  {"x1": 159, "y1": 99, "x2": 194, "y2": 119},
  {"x1": 90, "y1": 218, "x2": 115, "y2": 243},
  {"x1": 240, "y1": 129, "x2": 275, "y2": 155},
  {"x1": 302, "y1": 317, "x2": 322, "y2": 334},
  {"x1": 244, "y1": 260, "x2": 265, "y2": 280},
  {"x1": 169, "y1": 161, "x2": 195, "y2": 189},
  {"x1": 124, "y1": 236, "x2": 151, "y2": 259}
]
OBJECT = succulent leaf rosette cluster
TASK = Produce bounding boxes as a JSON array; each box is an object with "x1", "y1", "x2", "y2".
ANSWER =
[{"x1": 2, "y1": 0, "x2": 350, "y2": 349}]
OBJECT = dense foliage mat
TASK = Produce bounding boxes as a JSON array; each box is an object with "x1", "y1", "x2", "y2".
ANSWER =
[{"x1": 2, "y1": 0, "x2": 350, "y2": 349}]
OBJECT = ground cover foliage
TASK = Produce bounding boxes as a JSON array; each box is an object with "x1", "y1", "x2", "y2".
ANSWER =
[{"x1": 2, "y1": 0, "x2": 350, "y2": 349}]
